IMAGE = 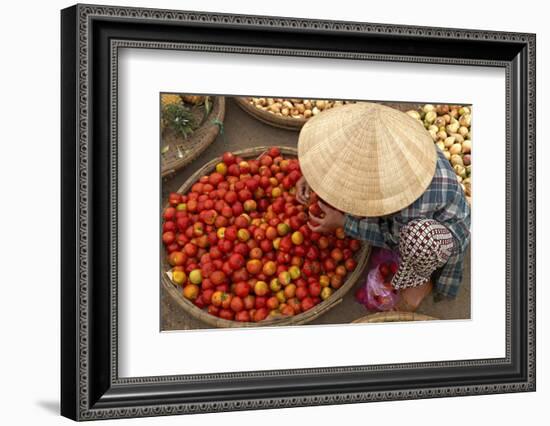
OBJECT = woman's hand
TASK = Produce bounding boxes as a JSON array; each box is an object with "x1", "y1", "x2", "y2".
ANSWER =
[
  {"x1": 308, "y1": 202, "x2": 346, "y2": 233},
  {"x1": 295, "y1": 176, "x2": 311, "y2": 205}
]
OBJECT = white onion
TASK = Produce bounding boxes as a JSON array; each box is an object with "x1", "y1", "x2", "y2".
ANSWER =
[
  {"x1": 425, "y1": 111, "x2": 437, "y2": 124},
  {"x1": 444, "y1": 136, "x2": 456, "y2": 148},
  {"x1": 449, "y1": 143, "x2": 462, "y2": 155},
  {"x1": 459, "y1": 113, "x2": 471, "y2": 127},
  {"x1": 451, "y1": 154, "x2": 464, "y2": 167},
  {"x1": 423, "y1": 104, "x2": 435, "y2": 113}
]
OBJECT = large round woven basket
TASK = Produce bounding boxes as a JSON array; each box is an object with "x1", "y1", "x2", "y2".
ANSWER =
[
  {"x1": 161, "y1": 96, "x2": 226, "y2": 178},
  {"x1": 161, "y1": 146, "x2": 371, "y2": 328},
  {"x1": 235, "y1": 98, "x2": 422, "y2": 132},
  {"x1": 352, "y1": 311, "x2": 437, "y2": 323}
]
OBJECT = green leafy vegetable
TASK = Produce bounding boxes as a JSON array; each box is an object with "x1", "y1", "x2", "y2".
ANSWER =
[
  {"x1": 201, "y1": 96, "x2": 212, "y2": 124},
  {"x1": 162, "y1": 103, "x2": 197, "y2": 139}
]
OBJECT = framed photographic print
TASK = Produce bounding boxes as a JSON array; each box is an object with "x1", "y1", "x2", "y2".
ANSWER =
[{"x1": 61, "y1": 3, "x2": 536, "y2": 421}]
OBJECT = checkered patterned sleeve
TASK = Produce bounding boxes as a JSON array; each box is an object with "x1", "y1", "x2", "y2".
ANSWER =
[
  {"x1": 343, "y1": 214, "x2": 390, "y2": 249},
  {"x1": 433, "y1": 152, "x2": 471, "y2": 253},
  {"x1": 431, "y1": 154, "x2": 471, "y2": 297}
]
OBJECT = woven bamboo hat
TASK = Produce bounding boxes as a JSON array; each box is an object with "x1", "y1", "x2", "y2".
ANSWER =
[{"x1": 297, "y1": 102, "x2": 437, "y2": 217}]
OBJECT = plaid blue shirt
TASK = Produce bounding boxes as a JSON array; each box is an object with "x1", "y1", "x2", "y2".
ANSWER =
[{"x1": 344, "y1": 149, "x2": 471, "y2": 298}]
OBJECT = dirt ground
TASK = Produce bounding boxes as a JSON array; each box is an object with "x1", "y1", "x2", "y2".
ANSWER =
[{"x1": 161, "y1": 98, "x2": 471, "y2": 331}]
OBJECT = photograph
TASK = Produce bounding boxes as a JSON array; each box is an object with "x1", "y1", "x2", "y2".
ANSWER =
[{"x1": 160, "y1": 94, "x2": 473, "y2": 330}]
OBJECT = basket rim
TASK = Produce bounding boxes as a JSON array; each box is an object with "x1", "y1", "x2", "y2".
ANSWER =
[
  {"x1": 161, "y1": 96, "x2": 226, "y2": 178},
  {"x1": 233, "y1": 97, "x2": 306, "y2": 131},
  {"x1": 161, "y1": 145, "x2": 371, "y2": 328},
  {"x1": 233, "y1": 98, "x2": 423, "y2": 132},
  {"x1": 352, "y1": 311, "x2": 437, "y2": 323}
]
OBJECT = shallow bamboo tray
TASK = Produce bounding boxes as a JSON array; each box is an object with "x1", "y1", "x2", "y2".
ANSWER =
[
  {"x1": 161, "y1": 146, "x2": 371, "y2": 328},
  {"x1": 352, "y1": 311, "x2": 437, "y2": 323},
  {"x1": 161, "y1": 96, "x2": 226, "y2": 178}
]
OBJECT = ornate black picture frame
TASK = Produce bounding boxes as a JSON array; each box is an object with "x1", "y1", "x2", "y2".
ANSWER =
[{"x1": 61, "y1": 4, "x2": 536, "y2": 421}]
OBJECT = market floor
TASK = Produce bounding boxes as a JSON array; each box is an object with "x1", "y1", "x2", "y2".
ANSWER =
[{"x1": 161, "y1": 97, "x2": 471, "y2": 331}]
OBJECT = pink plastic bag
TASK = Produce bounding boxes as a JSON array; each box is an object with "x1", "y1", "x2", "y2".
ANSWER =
[{"x1": 355, "y1": 247, "x2": 400, "y2": 311}]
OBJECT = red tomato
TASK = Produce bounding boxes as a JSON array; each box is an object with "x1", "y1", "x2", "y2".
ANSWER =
[
  {"x1": 163, "y1": 221, "x2": 176, "y2": 233},
  {"x1": 235, "y1": 310, "x2": 250, "y2": 322},
  {"x1": 216, "y1": 283, "x2": 230, "y2": 293},
  {"x1": 301, "y1": 297, "x2": 315, "y2": 311},
  {"x1": 296, "y1": 286, "x2": 309, "y2": 301},
  {"x1": 230, "y1": 296, "x2": 244, "y2": 313},
  {"x1": 219, "y1": 309, "x2": 234, "y2": 321},
  {"x1": 308, "y1": 282, "x2": 322, "y2": 298},
  {"x1": 207, "y1": 305, "x2": 219, "y2": 317},
  {"x1": 253, "y1": 307, "x2": 268, "y2": 322},
  {"x1": 210, "y1": 270, "x2": 226, "y2": 285},
  {"x1": 202, "y1": 289, "x2": 214, "y2": 304},
  {"x1": 162, "y1": 231, "x2": 176, "y2": 245},
  {"x1": 234, "y1": 282, "x2": 251, "y2": 298},
  {"x1": 167, "y1": 244, "x2": 181, "y2": 256},
  {"x1": 255, "y1": 296, "x2": 267, "y2": 309},
  {"x1": 268, "y1": 147, "x2": 280, "y2": 158},
  {"x1": 243, "y1": 295, "x2": 255, "y2": 310},
  {"x1": 222, "y1": 152, "x2": 236, "y2": 165}
]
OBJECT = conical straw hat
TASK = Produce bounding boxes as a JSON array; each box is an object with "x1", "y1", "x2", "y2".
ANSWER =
[{"x1": 297, "y1": 102, "x2": 437, "y2": 217}]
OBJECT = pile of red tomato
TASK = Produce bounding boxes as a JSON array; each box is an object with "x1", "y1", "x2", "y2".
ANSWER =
[{"x1": 162, "y1": 147, "x2": 362, "y2": 323}]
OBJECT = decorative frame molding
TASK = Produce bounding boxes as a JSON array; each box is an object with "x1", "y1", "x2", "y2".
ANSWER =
[{"x1": 61, "y1": 4, "x2": 536, "y2": 421}]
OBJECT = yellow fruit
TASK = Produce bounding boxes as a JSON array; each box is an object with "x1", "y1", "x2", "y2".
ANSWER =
[
  {"x1": 278, "y1": 271, "x2": 291, "y2": 286},
  {"x1": 182, "y1": 95, "x2": 205, "y2": 105},
  {"x1": 215, "y1": 162, "x2": 227, "y2": 175},
  {"x1": 161, "y1": 94, "x2": 183, "y2": 107},
  {"x1": 183, "y1": 284, "x2": 199, "y2": 300},
  {"x1": 320, "y1": 287, "x2": 333, "y2": 300},
  {"x1": 189, "y1": 269, "x2": 202, "y2": 285},
  {"x1": 291, "y1": 231, "x2": 304, "y2": 245},
  {"x1": 277, "y1": 223, "x2": 290, "y2": 236},
  {"x1": 172, "y1": 270, "x2": 187, "y2": 285},
  {"x1": 270, "y1": 278, "x2": 282, "y2": 292},
  {"x1": 288, "y1": 266, "x2": 301, "y2": 280},
  {"x1": 237, "y1": 229, "x2": 250, "y2": 242}
]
